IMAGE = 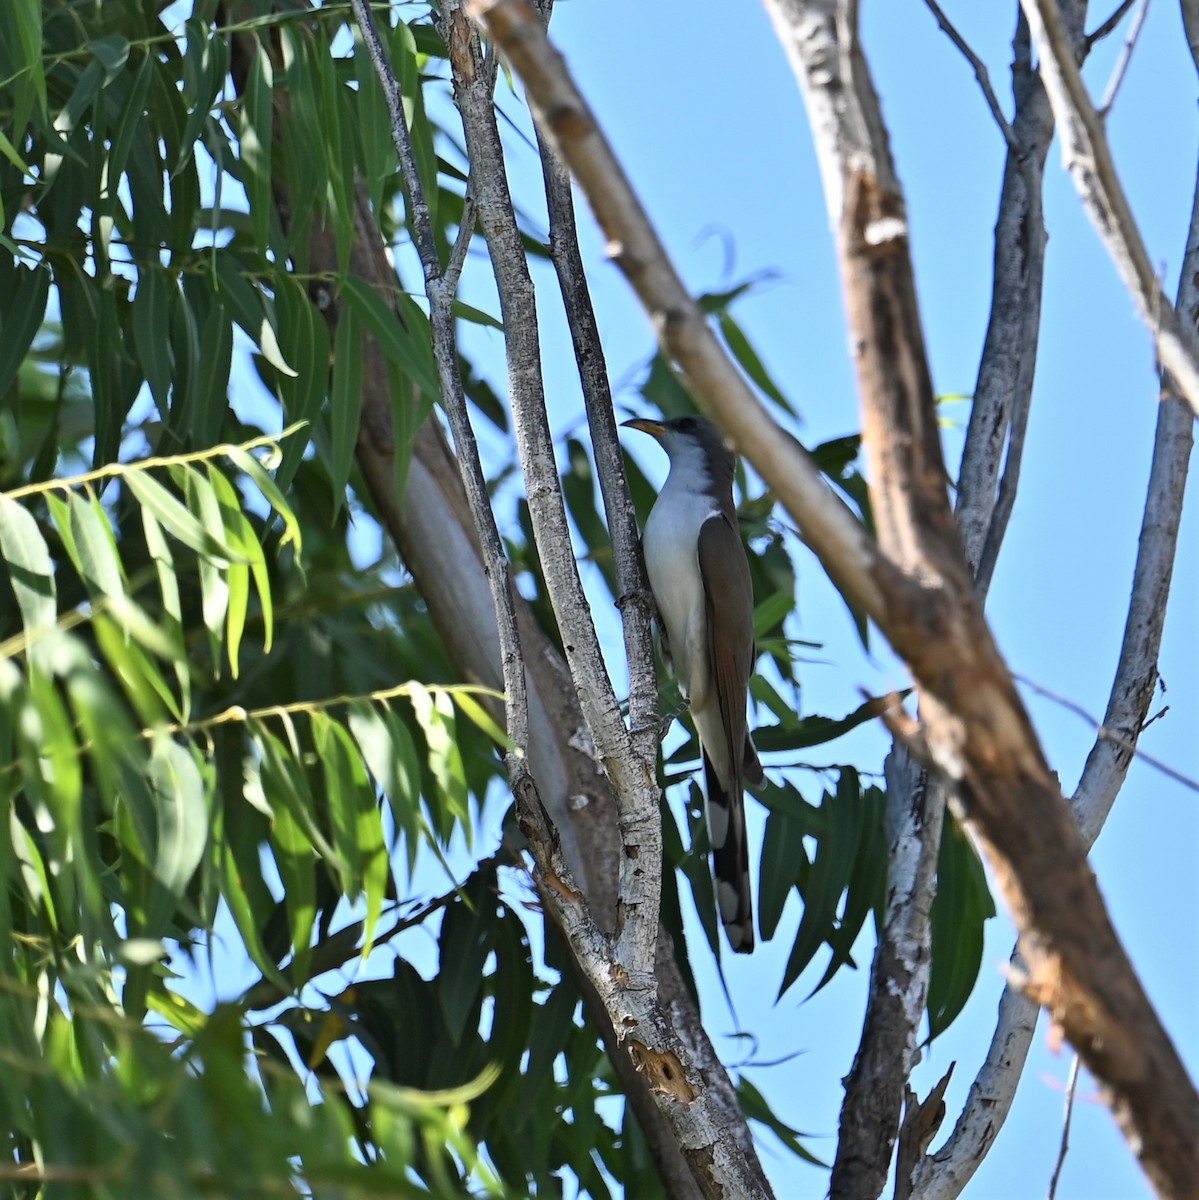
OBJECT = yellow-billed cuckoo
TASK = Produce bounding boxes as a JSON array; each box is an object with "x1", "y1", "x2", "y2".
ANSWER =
[{"x1": 623, "y1": 415, "x2": 763, "y2": 953}]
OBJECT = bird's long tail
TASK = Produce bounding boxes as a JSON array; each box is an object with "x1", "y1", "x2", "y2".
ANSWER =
[{"x1": 703, "y1": 750, "x2": 754, "y2": 954}]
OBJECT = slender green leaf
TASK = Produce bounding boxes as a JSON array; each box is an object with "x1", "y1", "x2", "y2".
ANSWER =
[
  {"x1": 341, "y1": 274, "x2": 438, "y2": 400},
  {"x1": 719, "y1": 311, "x2": 795, "y2": 415},
  {"x1": 148, "y1": 736, "x2": 208, "y2": 898},
  {"x1": 241, "y1": 41, "x2": 274, "y2": 259},
  {"x1": 0, "y1": 264, "x2": 49, "y2": 399},
  {"x1": 274, "y1": 277, "x2": 328, "y2": 490},
  {"x1": 330, "y1": 307, "x2": 364, "y2": 518},
  {"x1": 68, "y1": 492, "x2": 125, "y2": 599},
  {"x1": 438, "y1": 887, "x2": 493, "y2": 1049},
  {"x1": 410, "y1": 684, "x2": 469, "y2": 845},
  {"x1": 123, "y1": 469, "x2": 236, "y2": 564},
  {"x1": 269, "y1": 791, "x2": 316, "y2": 989},
  {"x1": 757, "y1": 807, "x2": 808, "y2": 942},
  {"x1": 133, "y1": 267, "x2": 173, "y2": 416},
  {"x1": 211, "y1": 253, "x2": 296, "y2": 377},
  {"x1": 0, "y1": 494, "x2": 56, "y2": 641},
  {"x1": 779, "y1": 773, "x2": 862, "y2": 999}
]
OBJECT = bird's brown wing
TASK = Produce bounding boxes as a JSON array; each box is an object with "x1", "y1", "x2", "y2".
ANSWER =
[
  {"x1": 698, "y1": 512, "x2": 757, "y2": 952},
  {"x1": 697, "y1": 512, "x2": 755, "y2": 787}
]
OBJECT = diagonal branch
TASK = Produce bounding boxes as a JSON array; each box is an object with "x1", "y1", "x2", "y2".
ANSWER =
[
  {"x1": 467, "y1": 2, "x2": 1199, "y2": 1197},
  {"x1": 1022, "y1": 0, "x2": 1199, "y2": 418}
]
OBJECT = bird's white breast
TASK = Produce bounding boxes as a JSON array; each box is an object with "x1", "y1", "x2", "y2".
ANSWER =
[{"x1": 642, "y1": 474, "x2": 719, "y2": 705}]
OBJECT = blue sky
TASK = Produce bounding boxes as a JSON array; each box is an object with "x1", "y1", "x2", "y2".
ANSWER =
[{"x1": 452, "y1": 1, "x2": 1199, "y2": 1196}]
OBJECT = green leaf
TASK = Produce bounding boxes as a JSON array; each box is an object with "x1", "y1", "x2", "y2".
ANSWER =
[
  {"x1": 340, "y1": 274, "x2": 439, "y2": 401},
  {"x1": 757, "y1": 806, "x2": 808, "y2": 943},
  {"x1": 738, "y1": 1075, "x2": 826, "y2": 1167},
  {"x1": 68, "y1": 492, "x2": 125, "y2": 599},
  {"x1": 133, "y1": 267, "x2": 174, "y2": 416},
  {"x1": 88, "y1": 34, "x2": 130, "y2": 82},
  {"x1": 211, "y1": 252, "x2": 296, "y2": 378},
  {"x1": 329, "y1": 307, "x2": 364, "y2": 518},
  {"x1": 778, "y1": 772, "x2": 863, "y2": 999},
  {"x1": 409, "y1": 685, "x2": 469, "y2": 845},
  {"x1": 205, "y1": 464, "x2": 272, "y2": 659},
  {"x1": 93, "y1": 612, "x2": 178, "y2": 724},
  {"x1": 122, "y1": 468, "x2": 236, "y2": 564},
  {"x1": 10, "y1": 0, "x2": 46, "y2": 119},
  {"x1": 349, "y1": 701, "x2": 422, "y2": 874},
  {"x1": 216, "y1": 804, "x2": 291, "y2": 995},
  {"x1": 751, "y1": 693, "x2": 886, "y2": 754},
  {"x1": 719, "y1": 311, "x2": 795, "y2": 415},
  {"x1": 107, "y1": 50, "x2": 154, "y2": 190},
  {"x1": 0, "y1": 493, "x2": 56, "y2": 642},
  {"x1": 224, "y1": 443, "x2": 302, "y2": 555},
  {"x1": 928, "y1": 814, "x2": 995, "y2": 1038},
  {"x1": 148, "y1": 736, "x2": 208, "y2": 899},
  {"x1": 241, "y1": 40, "x2": 274, "y2": 260},
  {"x1": 140, "y1": 506, "x2": 190, "y2": 718},
  {"x1": 437, "y1": 885, "x2": 494, "y2": 1048},
  {"x1": 194, "y1": 303, "x2": 234, "y2": 447},
  {"x1": 269, "y1": 790, "x2": 316, "y2": 988},
  {"x1": 274, "y1": 277, "x2": 329, "y2": 490},
  {"x1": 0, "y1": 264, "x2": 49, "y2": 399},
  {"x1": 312, "y1": 712, "x2": 365, "y2": 892}
]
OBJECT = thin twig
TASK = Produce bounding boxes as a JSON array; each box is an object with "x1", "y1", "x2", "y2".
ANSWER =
[
  {"x1": 1087, "y1": 0, "x2": 1139, "y2": 46},
  {"x1": 1047, "y1": 1056, "x2": 1082, "y2": 1199},
  {"x1": 1015, "y1": 674, "x2": 1199, "y2": 793},
  {"x1": 922, "y1": 0, "x2": 1022, "y2": 155},
  {"x1": 1098, "y1": 0, "x2": 1151, "y2": 116}
]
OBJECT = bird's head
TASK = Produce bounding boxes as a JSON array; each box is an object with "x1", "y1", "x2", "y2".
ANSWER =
[{"x1": 621, "y1": 414, "x2": 736, "y2": 482}]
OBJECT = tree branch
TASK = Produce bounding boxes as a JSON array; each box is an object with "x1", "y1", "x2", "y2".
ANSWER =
[
  {"x1": 466, "y1": 2, "x2": 1199, "y2": 1195},
  {"x1": 435, "y1": 5, "x2": 771, "y2": 1194},
  {"x1": 911, "y1": 13, "x2": 1197, "y2": 1191},
  {"x1": 1022, "y1": 0, "x2": 1199, "y2": 418},
  {"x1": 226, "y1": 6, "x2": 767, "y2": 1195}
]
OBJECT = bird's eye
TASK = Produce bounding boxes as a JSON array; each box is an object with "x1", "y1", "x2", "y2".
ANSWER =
[{"x1": 677, "y1": 416, "x2": 695, "y2": 432}]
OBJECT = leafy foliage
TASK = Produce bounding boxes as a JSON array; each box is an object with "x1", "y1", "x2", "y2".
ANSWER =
[{"x1": 0, "y1": 2, "x2": 995, "y2": 1196}]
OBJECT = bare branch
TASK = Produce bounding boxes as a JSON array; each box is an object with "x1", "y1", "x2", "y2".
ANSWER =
[
  {"x1": 527, "y1": 9, "x2": 660, "y2": 764},
  {"x1": 1097, "y1": 0, "x2": 1151, "y2": 116},
  {"x1": 1047, "y1": 1056, "x2": 1082, "y2": 1200},
  {"x1": 439, "y1": 0, "x2": 664, "y2": 982},
  {"x1": 894, "y1": 1065, "x2": 955, "y2": 1200},
  {"x1": 1019, "y1": 675, "x2": 1199, "y2": 796},
  {"x1": 1087, "y1": 0, "x2": 1139, "y2": 45},
  {"x1": 913, "y1": 59, "x2": 1197, "y2": 1190},
  {"x1": 434, "y1": 6, "x2": 771, "y2": 1193},
  {"x1": 1022, "y1": 0, "x2": 1199, "y2": 418},
  {"x1": 350, "y1": 0, "x2": 529, "y2": 767},
  {"x1": 921, "y1": 1, "x2": 1021, "y2": 155}
]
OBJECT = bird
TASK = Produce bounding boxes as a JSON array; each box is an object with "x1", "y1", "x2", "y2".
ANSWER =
[{"x1": 622, "y1": 413, "x2": 763, "y2": 953}]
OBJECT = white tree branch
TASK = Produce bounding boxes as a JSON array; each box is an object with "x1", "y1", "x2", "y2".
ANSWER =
[
  {"x1": 1022, "y1": 0, "x2": 1199, "y2": 418},
  {"x1": 911, "y1": 9, "x2": 1198, "y2": 1191}
]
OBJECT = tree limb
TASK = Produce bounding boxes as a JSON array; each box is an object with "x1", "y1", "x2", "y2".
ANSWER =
[
  {"x1": 910, "y1": 11, "x2": 1197, "y2": 1191},
  {"x1": 1022, "y1": 0, "x2": 1199, "y2": 418},
  {"x1": 467, "y1": 2, "x2": 1199, "y2": 1195}
]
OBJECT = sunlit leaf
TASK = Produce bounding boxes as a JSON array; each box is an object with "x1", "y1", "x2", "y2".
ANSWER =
[{"x1": 0, "y1": 493, "x2": 56, "y2": 643}]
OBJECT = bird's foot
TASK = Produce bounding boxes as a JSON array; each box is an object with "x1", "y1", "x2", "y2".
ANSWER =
[{"x1": 630, "y1": 697, "x2": 691, "y2": 744}]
